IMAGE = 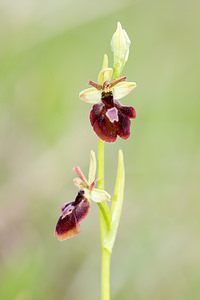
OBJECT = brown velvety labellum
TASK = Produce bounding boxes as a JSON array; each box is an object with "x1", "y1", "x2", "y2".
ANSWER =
[
  {"x1": 90, "y1": 90, "x2": 136, "y2": 143},
  {"x1": 55, "y1": 190, "x2": 90, "y2": 241}
]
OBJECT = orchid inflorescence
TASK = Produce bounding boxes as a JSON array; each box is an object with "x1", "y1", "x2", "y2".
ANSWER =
[{"x1": 55, "y1": 22, "x2": 137, "y2": 300}]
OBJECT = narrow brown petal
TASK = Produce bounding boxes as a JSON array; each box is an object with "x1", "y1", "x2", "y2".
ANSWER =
[
  {"x1": 88, "y1": 80, "x2": 102, "y2": 90},
  {"x1": 110, "y1": 76, "x2": 126, "y2": 87}
]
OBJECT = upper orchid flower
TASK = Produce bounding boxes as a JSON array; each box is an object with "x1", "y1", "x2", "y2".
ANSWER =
[
  {"x1": 79, "y1": 66, "x2": 137, "y2": 142},
  {"x1": 79, "y1": 23, "x2": 136, "y2": 142},
  {"x1": 55, "y1": 151, "x2": 110, "y2": 241}
]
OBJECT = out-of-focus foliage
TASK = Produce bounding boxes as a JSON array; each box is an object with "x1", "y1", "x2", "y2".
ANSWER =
[{"x1": 0, "y1": 0, "x2": 200, "y2": 299}]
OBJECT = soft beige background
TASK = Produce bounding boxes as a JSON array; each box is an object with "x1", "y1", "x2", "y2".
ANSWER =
[{"x1": 0, "y1": 0, "x2": 200, "y2": 299}]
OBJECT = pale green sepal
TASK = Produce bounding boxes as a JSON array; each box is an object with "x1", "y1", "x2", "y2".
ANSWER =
[
  {"x1": 79, "y1": 87, "x2": 100, "y2": 103},
  {"x1": 103, "y1": 150, "x2": 125, "y2": 253},
  {"x1": 113, "y1": 82, "x2": 137, "y2": 100},
  {"x1": 88, "y1": 150, "x2": 96, "y2": 185},
  {"x1": 98, "y1": 68, "x2": 113, "y2": 86},
  {"x1": 111, "y1": 22, "x2": 131, "y2": 79},
  {"x1": 90, "y1": 188, "x2": 111, "y2": 203}
]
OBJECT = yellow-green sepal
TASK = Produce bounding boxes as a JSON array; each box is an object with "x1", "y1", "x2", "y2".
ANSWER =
[
  {"x1": 79, "y1": 87, "x2": 100, "y2": 103},
  {"x1": 113, "y1": 82, "x2": 137, "y2": 100},
  {"x1": 90, "y1": 188, "x2": 111, "y2": 203}
]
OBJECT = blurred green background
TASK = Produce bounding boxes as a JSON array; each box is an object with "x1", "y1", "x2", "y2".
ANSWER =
[{"x1": 0, "y1": 0, "x2": 200, "y2": 299}]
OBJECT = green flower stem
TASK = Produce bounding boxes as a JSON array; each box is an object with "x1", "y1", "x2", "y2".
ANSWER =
[
  {"x1": 100, "y1": 247, "x2": 111, "y2": 300},
  {"x1": 97, "y1": 138, "x2": 105, "y2": 189},
  {"x1": 97, "y1": 138, "x2": 111, "y2": 300}
]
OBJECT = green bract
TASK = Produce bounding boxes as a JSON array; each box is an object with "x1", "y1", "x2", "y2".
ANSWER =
[{"x1": 104, "y1": 150, "x2": 125, "y2": 252}]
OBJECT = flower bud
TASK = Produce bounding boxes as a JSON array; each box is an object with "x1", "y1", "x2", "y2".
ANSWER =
[{"x1": 111, "y1": 22, "x2": 131, "y2": 79}]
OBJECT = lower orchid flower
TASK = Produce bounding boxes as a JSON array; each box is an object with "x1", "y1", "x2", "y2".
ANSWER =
[
  {"x1": 55, "y1": 151, "x2": 110, "y2": 241},
  {"x1": 55, "y1": 189, "x2": 90, "y2": 241}
]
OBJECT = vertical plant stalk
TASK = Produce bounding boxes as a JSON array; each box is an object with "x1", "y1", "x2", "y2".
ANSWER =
[{"x1": 97, "y1": 138, "x2": 111, "y2": 300}]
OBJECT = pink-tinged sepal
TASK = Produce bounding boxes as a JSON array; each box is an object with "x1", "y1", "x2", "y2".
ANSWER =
[
  {"x1": 73, "y1": 167, "x2": 88, "y2": 185},
  {"x1": 55, "y1": 190, "x2": 90, "y2": 241}
]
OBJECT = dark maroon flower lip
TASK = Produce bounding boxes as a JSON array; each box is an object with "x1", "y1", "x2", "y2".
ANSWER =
[
  {"x1": 55, "y1": 190, "x2": 90, "y2": 241},
  {"x1": 90, "y1": 91, "x2": 136, "y2": 143}
]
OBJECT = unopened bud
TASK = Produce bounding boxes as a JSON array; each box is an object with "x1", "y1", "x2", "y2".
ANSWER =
[{"x1": 111, "y1": 22, "x2": 131, "y2": 79}]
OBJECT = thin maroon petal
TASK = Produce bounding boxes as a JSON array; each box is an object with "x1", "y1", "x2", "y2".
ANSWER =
[
  {"x1": 110, "y1": 76, "x2": 126, "y2": 87},
  {"x1": 88, "y1": 80, "x2": 102, "y2": 90}
]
